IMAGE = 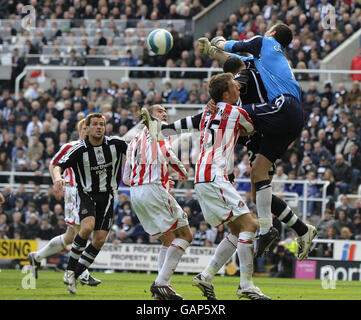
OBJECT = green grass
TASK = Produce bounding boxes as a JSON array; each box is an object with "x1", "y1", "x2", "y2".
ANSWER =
[{"x1": 0, "y1": 269, "x2": 360, "y2": 300}]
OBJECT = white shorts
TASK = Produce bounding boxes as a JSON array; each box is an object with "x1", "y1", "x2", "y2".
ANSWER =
[
  {"x1": 130, "y1": 184, "x2": 189, "y2": 238},
  {"x1": 64, "y1": 185, "x2": 80, "y2": 226},
  {"x1": 194, "y1": 176, "x2": 249, "y2": 227}
]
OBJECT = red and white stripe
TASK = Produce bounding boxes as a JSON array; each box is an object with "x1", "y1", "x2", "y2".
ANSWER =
[
  {"x1": 195, "y1": 102, "x2": 254, "y2": 183},
  {"x1": 51, "y1": 141, "x2": 79, "y2": 187},
  {"x1": 123, "y1": 128, "x2": 186, "y2": 190}
]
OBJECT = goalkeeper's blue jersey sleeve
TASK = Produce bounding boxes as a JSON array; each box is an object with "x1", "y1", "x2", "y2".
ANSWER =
[{"x1": 225, "y1": 36, "x2": 302, "y2": 102}]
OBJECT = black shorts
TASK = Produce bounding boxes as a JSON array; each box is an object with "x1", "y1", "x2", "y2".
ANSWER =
[
  {"x1": 78, "y1": 191, "x2": 114, "y2": 231},
  {"x1": 239, "y1": 133, "x2": 276, "y2": 176},
  {"x1": 242, "y1": 94, "x2": 304, "y2": 163}
]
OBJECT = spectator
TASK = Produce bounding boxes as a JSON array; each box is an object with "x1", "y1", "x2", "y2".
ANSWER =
[
  {"x1": 8, "y1": 211, "x2": 26, "y2": 238},
  {"x1": 37, "y1": 217, "x2": 54, "y2": 240},
  {"x1": 346, "y1": 144, "x2": 361, "y2": 192},
  {"x1": 52, "y1": 215, "x2": 67, "y2": 236},
  {"x1": 10, "y1": 48, "x2": 25, "y2": 93},
  {"x1": 191, "y1": 221, "x2": 213, "y2": 246},
  {"x1": 316, "y1": 209, "x2": 336, "y2": 238},
  {"x1": 345, "y1": 81, "x2": 361, "y2": 106},
  {"x1": 350, "y1": 47, "x2": 361, "y2": 81},
  {"x1": 168, "y1": 80, "x2": 189, "y2": 103},
  {"x1": 269, "y1": 242, "x2": 296, "y2": 278},
  {"x1": 118, "y1": 49, "x2": 138, "y2": 67},
  {"x1": 113, "y1": 229, "x2": 133, "y2": 244},
  {"x1": 318, "y1": 225, "x2": 336, "y2": 257},
  {"x1": 350, "y1": 200, "x2": 361, "y2": 220},
  {"x1": 332, "y1": 153, "x2": 352, "y2": 195},
  {"x1": 0, "y1": 214, "x2": 9, "y2": 235},
  {"x1": 119, "y1": 215, "x2": 135, "y2": 238},
  {"x1": 334, "y1": 209, "x2": 353, "y2": 237},
  {"x1": 271, "y1": 165, "x2": 288, "y2": 193},
  {"x1": 339, "y1": 226, "x2": 353, "y2": 240},
  {"x1": 25, "y1": 213, "x2": 41, "y2": 239},
  {"x1": 185, "y1": 206, "x2": 204, "y2": 229},
  {"x1": 351, "y1": 213, "x2": 361, "y2": 240}
]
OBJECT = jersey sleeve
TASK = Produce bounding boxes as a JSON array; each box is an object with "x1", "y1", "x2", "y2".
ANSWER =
[
  {"x1": 224, "y1": 36, "x2": 263, "y2": 59},
  {"x1": 51, "y1": 143, "x2": 73, "y2": 166},
  {"x1": 161, "y1": 112, "x2": 204, "y2": 136},
  {"x1": 236, "y1": 108, "x2": 255, "y2": 135},
  {"x1": 159, "y1": 138, "x2": 187, "y2": 177},
  {"x1": 111, "y1": 136, "x2": 128, "y2": 155},
  {"x1": 121, "y1": 139, "x2": 134, "y2": 187},
  {"x1": 56, "y1": 143, "x2": 81, "y2": 171}
]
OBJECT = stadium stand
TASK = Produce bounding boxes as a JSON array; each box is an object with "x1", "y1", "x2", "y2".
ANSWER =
[{"x1": 0, "y1": 0, "x2": 361, "y2": 269}]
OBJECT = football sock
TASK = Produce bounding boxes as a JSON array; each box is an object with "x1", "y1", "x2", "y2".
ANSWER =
[
  {"x1": 238, "y1": 231, "x2": 255, "y2": 289},
  {"x1": 75, "y1": 244, "x2": 100, "y2": 279},
  {"x1": 271, "y1": 195, "x2": 308, "y2": 236},
  {"x1": 158, "y1": 245, "x2": 168, "y2": 273},
  {"x1": 155, "y1": 238, "x2": 190, "y2": 286},
  {"x1": 255, "y1": 180, "x2": 273, "y2": 234},
  {"x1": 67, "y1": 234, "x2": 87, "y2": 271},
  {"x1": 35, "y1": 235, "x2": 67, "y2": 261},
  {"x1": 201, "y1": 233, "x2": 238, "y2": 282}
]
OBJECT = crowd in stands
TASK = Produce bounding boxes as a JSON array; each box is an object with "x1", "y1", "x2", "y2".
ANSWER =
[
  {"x1": 0, "y1": 74, "x2": 361, "y2": 251},
  {"x1": 1, "y1": 0, "x2": 361, "y2": 91},
  {"x1": 1, "y1": 1, "x2": 361, "y2": 260},
  {"x1": 210, "y1": 0, "x2": 361, "y2": 81}
]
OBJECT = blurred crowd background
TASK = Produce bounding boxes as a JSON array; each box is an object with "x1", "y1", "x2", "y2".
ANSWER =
[{"x1": 1, "y1": 1, "x2": 361, "y2": 274}]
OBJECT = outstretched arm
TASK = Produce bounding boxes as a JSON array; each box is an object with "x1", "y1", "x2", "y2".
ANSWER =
[
  {"x1": 161, "y1": 112, "x2": 204, "y2": 136},
  {"x1": 212, "y1": 36, "x2": 263, "y2": 59}
]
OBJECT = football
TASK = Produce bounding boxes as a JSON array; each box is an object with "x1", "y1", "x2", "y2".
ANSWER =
[{"x1": 146, "y1": 28, "x2": 174, "y2": 55}]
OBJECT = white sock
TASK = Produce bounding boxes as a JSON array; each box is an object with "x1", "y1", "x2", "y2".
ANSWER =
[
  {"x1": 155, "y1": 238, "x2": 190, "y2": 286},
  {"x1": 255, "y1": 181, "x2": 273, "y2": 234},
  {"x1": 238, "y1": 231, "x2": 255, "y2": 289},
  {"x1": 201, "y1": 233, "x2": 238, "y2": 282},
  {"x1": 35, "y1": 235, "x2": 67, "y2": 261},
  {"x1": 158, "y1": 246, "x2": 168, "y2": 273}
]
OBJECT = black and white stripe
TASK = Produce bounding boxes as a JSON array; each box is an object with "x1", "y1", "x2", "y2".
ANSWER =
[
  {"x1": 239, "y1": 68, "x2": 268, "y2": 105},
  {"x1": 56, "y1": 135, "x2": 127, "y2": 194}
]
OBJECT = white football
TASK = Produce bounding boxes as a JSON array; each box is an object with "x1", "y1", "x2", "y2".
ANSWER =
[{"x1": 146, "y1": 28, "x2": 174, "y2": 55}]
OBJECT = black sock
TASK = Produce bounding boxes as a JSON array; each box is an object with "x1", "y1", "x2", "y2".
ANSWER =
[
  {"x1": 271, "y1": 195, "x2": 308, "y2": 236},
  {"x1": 74, "y1": 244, "x2": 100, "y2": 279},
  {"x1": 67, "y1": 234, "x2": 88, "y2": 271}
]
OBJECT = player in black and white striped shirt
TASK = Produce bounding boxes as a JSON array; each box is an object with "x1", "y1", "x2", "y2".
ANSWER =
[{"x1": 53, "y1": 113, "x2": 127, "y2": 294}]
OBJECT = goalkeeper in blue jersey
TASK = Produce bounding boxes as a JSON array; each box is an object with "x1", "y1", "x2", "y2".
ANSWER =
[{"x1": 208, "y1": 23, "x2": 316, "y2": 258}]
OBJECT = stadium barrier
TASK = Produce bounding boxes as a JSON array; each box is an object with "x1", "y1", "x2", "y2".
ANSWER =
[
  {"x1": 14, "y1": 65, "x2": 361, "y2": 99},
  {"x1": 1, "y1": 238, "x2": 360, "y2": 281},
  {"x1": 0, "y1": 171, "x2": 330, "y2": 221}
]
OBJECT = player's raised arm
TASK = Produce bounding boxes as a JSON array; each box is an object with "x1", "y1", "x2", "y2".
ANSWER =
[
  {"x1": 211, "y1": 35, "x2": 263, "y2": 58},
  {"x1": 199, "y1": 37, "x2": 256, "y2": 65},
  {"x1": 161, "y1": 112, "x2": 203, "y2": 134},
  {"x1": 141, "y1": 107, "x2": 203, "y2": 141}
]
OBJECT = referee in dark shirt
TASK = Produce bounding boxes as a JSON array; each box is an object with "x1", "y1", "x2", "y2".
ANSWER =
[{"x1": 53, "y1": 113, "x2": 127, "y2": 294}]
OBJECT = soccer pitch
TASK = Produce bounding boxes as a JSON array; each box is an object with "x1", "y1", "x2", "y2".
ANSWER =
[{"x1": 0, "y1": 269, "x2": 360, "y2": 300}]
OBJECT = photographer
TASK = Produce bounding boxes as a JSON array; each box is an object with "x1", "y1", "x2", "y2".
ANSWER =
[{"x1": 269, "y1": 242, "x2": 296, "y2": 278}]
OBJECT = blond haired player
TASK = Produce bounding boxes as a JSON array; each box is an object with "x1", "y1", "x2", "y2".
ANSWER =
[{"x1": 27, "y1": 119, "x2": 101, "y2": 286}]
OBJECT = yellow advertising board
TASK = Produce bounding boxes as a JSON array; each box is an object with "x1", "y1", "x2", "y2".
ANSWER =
[{"x1": 0, "y1": 239, "x2": 38, "y2": 259}]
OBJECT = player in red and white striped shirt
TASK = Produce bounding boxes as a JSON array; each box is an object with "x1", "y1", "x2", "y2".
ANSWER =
[
  {"x1": 142, "y1": 73, "x2": 271, "y2": 300},
  {"x1": 27, "y1": 119, "x2": 101, "y2": 286},
  {"x1": 123, "y1": 104, "x2": 193, "y2": 300}
]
